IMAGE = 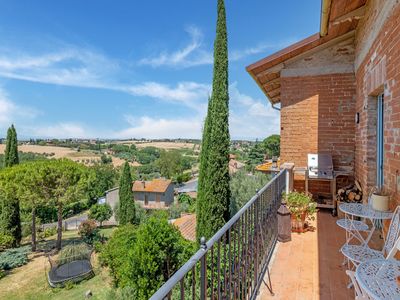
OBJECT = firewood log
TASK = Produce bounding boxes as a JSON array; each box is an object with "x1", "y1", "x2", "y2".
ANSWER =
[
  {"x1": 355, "y1": 180, "x2": 362, "y2": 192},
  {"x1": 348, "y1": 192, "x2": 356, "y2": 201}
]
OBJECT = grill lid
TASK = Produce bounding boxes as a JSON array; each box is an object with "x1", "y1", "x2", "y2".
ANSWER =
[{"x1": 307, "y1": 154, "x2": 333, "y2": 179}]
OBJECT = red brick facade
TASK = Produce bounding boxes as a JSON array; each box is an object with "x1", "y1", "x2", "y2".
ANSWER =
[
  {"x1": 248, "y1": 0, "x2": 400, "y2": 207},
  {"x1": 354, "y1": 1, "x2": 400, "y2": 206},
  {"x1": 281, "y1": 74, "x2": 356, "y2": 169}
]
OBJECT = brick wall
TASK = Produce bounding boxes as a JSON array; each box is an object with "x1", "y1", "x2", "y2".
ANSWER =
[
  {"x1": 280, "y1": 74, "x2": 356, "y2": 170},
  {"x1": 354, "y1": 0, "x2": 400, "y2": 206}
]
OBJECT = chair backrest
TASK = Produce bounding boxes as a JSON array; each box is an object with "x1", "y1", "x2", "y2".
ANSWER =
[
  {"x1": 384, "y1": 206, "x2": 400, "y2": 256},
  {"x1": 386, "y1": 235, "x2": 400, "y2": 260}
]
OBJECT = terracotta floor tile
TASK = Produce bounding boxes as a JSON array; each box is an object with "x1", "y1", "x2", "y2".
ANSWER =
[{"x1": 257, "y1": 211, "x2": 381, "y2": 300}]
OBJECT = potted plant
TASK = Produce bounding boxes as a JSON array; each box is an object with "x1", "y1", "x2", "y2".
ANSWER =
[
  {"x1": 284, "y1": 191, "x2": 317, "y2": 233},
  {"x1": 371, "y1": 186, "x2": 390, "y2": 211}
]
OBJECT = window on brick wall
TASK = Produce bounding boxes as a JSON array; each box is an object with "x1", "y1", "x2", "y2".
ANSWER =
[{"x1": 377, "y1": 93, "x2": 384, "y2": 188}]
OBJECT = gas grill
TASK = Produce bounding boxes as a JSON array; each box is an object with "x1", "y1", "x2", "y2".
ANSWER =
[{"x1": 307, "y1": 153, "x2": 334, "y2": 180}]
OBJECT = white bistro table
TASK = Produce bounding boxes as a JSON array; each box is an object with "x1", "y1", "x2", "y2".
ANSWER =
[
  {"x1": 355, "y1": 259, "x2": 400, "y2": 300},
  {"x1": 338, "y1": 203, "x2": 393, "y2": 245}
]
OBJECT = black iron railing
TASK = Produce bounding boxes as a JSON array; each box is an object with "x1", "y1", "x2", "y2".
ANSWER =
[{"x1": 150, "y1": 169, "x2": 287, "y2": 300}]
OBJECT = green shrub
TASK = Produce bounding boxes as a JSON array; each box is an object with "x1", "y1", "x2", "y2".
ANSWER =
[
  {"x1": 106, "y1": 286, "x2": 138, "y2": 300},
  {"x1": 93, "y1": 241, "x2": 104, "y2": 253},
  {"x1": 58, "y1": 243, "x2": 91, "y2": 265},
  {"x1": 0, "y1": 233, "x2": 14, "y2": 251},
  {"x1": 37, "y1": 226, "x2": 57, "y2": 240},
  {"x1": 168, "y1": 203, "x2": 190, "y2": 219},
  {"x1": 0, "y1": 246, "x2": 30, "y2": 270},
  {"x1": 100, "y1": 214, "x2": 194, "y2": 299},
  {"x1": 78, "y1": 219, "x2": 99, "y2": 245}
]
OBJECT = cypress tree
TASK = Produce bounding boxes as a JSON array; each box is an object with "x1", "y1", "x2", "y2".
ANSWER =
[
  {"x1": 4, "y1": 125, "x2": 19, "y2": 167},
  {"x1": 118, "y1": 162, "x2": 136, "y2": 225},
  {"x1": 196, "y1": 0, "x2": 230, "y2": 241},
  {"x1": 1, "y1": 125, "x2": 21, "y2": 246}
]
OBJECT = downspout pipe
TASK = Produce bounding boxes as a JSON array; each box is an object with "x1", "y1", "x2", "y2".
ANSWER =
[{"x1": 320, "y1": 0, "x2": 332, "y2": 36}]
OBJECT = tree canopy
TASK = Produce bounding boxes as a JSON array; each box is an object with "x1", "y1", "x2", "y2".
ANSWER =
[
  {"x1": 262, "y1": 134, "x2": 280, "y2": 158},
  {"x1": 2, "y1": 159, "x2": 90, "y2": 250},
  {"x1": 89, "y1": 203, "x2": 112, "y2": 227}
]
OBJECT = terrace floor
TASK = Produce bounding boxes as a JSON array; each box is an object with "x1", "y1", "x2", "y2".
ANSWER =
[{"x1": 257, "y1": 210, "x2": 383, "y2": 300}]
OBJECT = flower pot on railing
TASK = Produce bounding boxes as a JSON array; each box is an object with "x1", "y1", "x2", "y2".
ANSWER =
[{"x1": 291, "y1": 212, "x2": 307, "y2": 233}]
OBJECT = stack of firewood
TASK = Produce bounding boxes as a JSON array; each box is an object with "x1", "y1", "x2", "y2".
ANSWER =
[{"x1": 336, "y1": 181, "x2": 363, "y2": 203}]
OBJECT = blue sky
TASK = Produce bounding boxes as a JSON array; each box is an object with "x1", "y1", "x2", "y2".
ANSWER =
[{"x1": 0, "y1": 1, "x2": 320, "y2": 140}]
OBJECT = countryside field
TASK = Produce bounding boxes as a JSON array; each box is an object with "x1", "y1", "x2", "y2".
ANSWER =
[
  {"x1": 118, "y1": 141, "x2": 200, "y2": 150},
  {"x1": 0, "y1": 144, "x2": 138, "y2": 168}
]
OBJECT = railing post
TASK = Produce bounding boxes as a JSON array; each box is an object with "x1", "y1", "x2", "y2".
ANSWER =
[
  {"x1": 281, "y1": 163, "x2": 295, "y2": 197},
  {"x1": 200, "y1": 237, "x2": 207, "y2": 300}
]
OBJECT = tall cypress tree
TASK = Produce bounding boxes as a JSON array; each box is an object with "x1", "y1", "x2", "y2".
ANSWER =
[
  {"x1": 1, "y1": 125, "x2": 21, "y2": 246},
  {"x1": 196, "y1": 97, "x2": 213, "y2": 241},
  {"x1": 118, "y1": 162, "x2": 136, "y2": 225},
  {"x1": 4, "y1": 124, "x2": 19, "y2": 167},
  {"x1": 197, "y1": 0, "x2": 230, "y2": 241}
]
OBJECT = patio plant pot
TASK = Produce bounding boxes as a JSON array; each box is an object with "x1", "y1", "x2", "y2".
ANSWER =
[
  {"x1": 291, "y1": 212, "x2": 307, "y2": 233},
  {"x1": 371, "y1": 193, "x2": 390, "y2": 211}
]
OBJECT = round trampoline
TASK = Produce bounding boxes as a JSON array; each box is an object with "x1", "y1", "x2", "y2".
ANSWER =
[{"x1": 47, "y1": 245, "x2": 94, "y2": 287}]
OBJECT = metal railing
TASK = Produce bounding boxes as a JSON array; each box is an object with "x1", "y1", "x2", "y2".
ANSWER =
[{"x1": 150, "y1": 169, "x2": 287, "y2": 300}]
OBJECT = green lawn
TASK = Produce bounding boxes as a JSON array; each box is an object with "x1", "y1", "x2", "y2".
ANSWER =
[{"x1": 0, "y1": 228, "x2": 117, "y2": 300}]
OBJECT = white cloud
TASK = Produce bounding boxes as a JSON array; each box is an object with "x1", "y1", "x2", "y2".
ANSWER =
[
  {"x1": 139, "y1": 27, "x2": 298, "y2": 68},
  {"x1": 229, "y1": 83, "x2": 280, "y2": 139},
  {"x1": 138, "y1": 26, "x2": 213, "y2": 68},
  {"x1": 29, "y1": 123, "x2": 88, "y2": 139},
  {"x1": 0, "y1": 46, "x2": 212, "y2": 110},
  {"x1": 0, "y1": 88, "x2": 40, "y2": 127},
  {"x1": 124, "y1": 81, "x2": 210, "y2": 111},
  {"x1": 0, "y1": 47, "x2": 119, "y2": 89},
  {"x1": 229, "y1": 83, "x2": 276, "y2": 118},
  {"x1": 116, "y1": 116, "x2": 203, "y2": 139}
]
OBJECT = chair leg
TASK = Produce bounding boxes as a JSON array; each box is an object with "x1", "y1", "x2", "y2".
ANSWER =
[{"x1": 345, "y1": 270, "x2": 370, "y2": 299}]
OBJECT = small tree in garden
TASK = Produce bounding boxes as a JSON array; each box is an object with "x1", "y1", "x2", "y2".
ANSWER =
[
  {"x1": 78, "y1": 219, "x2": 99, "y2": 244},
  {"x1": 118, "y1": 162, "x2": 135, "y2": 225},
  {"x1": 89, "y1": 203, "x2": 112, "y2": 227},
  {"x1": 11, "y1": 159, "x2": 89, "y2": 250},
  {"x1": 44, "y1": 160, "x2": 89, "y2": 250}
]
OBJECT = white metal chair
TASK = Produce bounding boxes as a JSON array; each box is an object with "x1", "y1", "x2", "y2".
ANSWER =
[
  {"x1": 346, "y1": 236, "x2": 400, "y2": 299},
  {"x1": 341, "y1": 206, "x2": 400, "y2": 268},
  {"x1": 346, "y1": 270, "x2": 371, "y2": 300}
]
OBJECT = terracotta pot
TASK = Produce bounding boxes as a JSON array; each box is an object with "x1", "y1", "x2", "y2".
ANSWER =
[{"x1": 291, "y1": 212, "x2": 307, "y2": 233}]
